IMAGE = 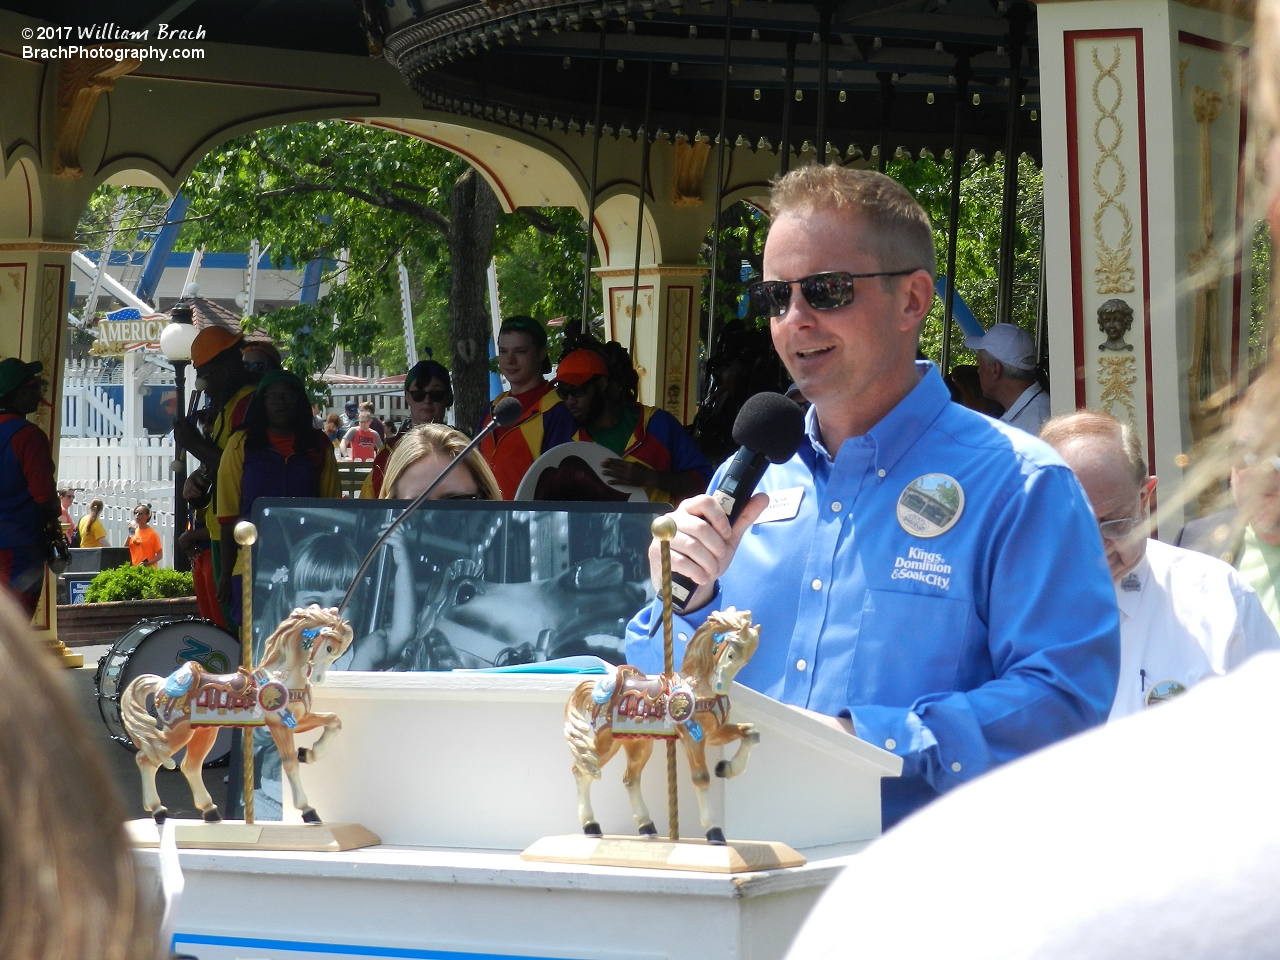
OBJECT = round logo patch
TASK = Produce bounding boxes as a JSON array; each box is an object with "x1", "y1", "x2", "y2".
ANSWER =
[
  {"x1": 258, "y1": 680, "x2": 289, "y2": 714},
  {"x1": 668, "y1": 690, "x2": 695, "y2": 724},
  {"x1": 897, "y1": 474, "x2": 965, "y2": 538}
]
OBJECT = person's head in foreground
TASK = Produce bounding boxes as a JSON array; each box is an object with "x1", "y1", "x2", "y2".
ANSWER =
[
  {"x1": 496, "y1": 315, "x2": 551, "y2": 393},
  {"x1": 552, "y1": 348, "x2": 613, "y2": 428},
  {"x1": 0, "y1": 593, "x2": 157, "y2": 958},
  {"x1": 1041, "y1": 410, "x2": 1155, "y2": 582},
  {"x1": 133, "y1": 503, "x2": 152, "y2": 528},
  {"x1": 379, "y1": 423, "x2": 501, "y2": 501},
  {"x1": 756, "y1": 164, "x2": 936, "y2": 447},
  {"x1": 404, "y1": 359, "x2": 453, "y2": 426},
  {"x1": 0, "y1": 358, "x2": 44, "y2": 416}
]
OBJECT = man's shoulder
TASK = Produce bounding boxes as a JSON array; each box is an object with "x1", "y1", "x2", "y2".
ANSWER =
[
  {"x1": 1147, "y1": 536, "x2": 1249, "y2": 588},
  {"x1": 929, "y1": 400, "x2": 1067, "y2": 477}
]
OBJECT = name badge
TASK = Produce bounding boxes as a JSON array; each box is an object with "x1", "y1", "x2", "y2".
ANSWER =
[{"x1": 756, "y1": 487, "x2": 804, "y2": 523}]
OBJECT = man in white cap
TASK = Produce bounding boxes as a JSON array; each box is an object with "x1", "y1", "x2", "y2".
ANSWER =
[{"x1": 964, "y1": 322, "x2": 1050, "y2": 434}]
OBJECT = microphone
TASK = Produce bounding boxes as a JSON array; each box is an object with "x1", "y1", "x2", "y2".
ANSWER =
[
  {"x1": 670, "y1": 391, "x2": 806, "y2": 612},
  {"x1": 339, "y1": 396, "x2": 523, "y2": 615}
]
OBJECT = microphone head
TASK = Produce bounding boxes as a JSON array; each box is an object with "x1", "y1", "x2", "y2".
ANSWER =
[
  {"x1": 492, "y1": 396, "x2": 524, "y2": 428},
  {"x1": 732, "y1": 391, "x2": 807, "y2": 464}
]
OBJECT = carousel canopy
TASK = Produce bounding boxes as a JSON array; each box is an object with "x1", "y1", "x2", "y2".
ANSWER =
[{"x1": 383, "y1": 0, "x2": 1042, "y2": 164}]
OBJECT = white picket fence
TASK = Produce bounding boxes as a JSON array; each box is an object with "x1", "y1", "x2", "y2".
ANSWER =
[
  {"x1": 62, "y1": 381, "x2": 126, "y2": 437},
  {"x1": 59, "y1": 436, "x2": 176, "y2": 482},
  {"x1": 58, "y1": 479, "x2": 174, "y2": 569}
]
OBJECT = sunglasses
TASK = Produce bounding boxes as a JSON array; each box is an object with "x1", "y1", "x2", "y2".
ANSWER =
[
  {"x1": 555, "y1": 379, "x2": 599, "y2": 400},
  {"x1": 747, "y1": 270, "x2": 916, "y2": 318},
  {"x1": 409, "y1": 388, "x2": 449, "y2": 404}
]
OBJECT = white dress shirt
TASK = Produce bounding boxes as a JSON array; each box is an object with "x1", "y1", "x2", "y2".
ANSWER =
[
  {"x1": 1109, "y1": 537, "x2": 1280, "y2": 719},
  {"x1": 1000, "y1": 382, "x2": 1051, "y2": 435}
]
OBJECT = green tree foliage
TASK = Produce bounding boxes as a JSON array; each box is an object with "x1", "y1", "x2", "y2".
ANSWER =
[
  {"x1": 74, "y1": 121, "x2": 593, "y2": 416},
  {"x1": 1249, "y1": 220, "x2": 1273, "y2": 374},
  {"x1": 84, "y1": 565, "x2": 194, "y2": 602}
]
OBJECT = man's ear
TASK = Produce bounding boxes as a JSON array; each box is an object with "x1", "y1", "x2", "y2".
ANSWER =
[
  {"x1": 898, "y1": 270, "x2": 936, "y2": 333},
  {"x1": 1140, "y1": 475, "x2": 1158, "y2": 510}
]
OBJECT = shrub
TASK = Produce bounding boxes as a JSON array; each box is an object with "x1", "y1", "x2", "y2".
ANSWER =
[{"x1": 83, "y1": 565, "x2": 195, "y2": 603}]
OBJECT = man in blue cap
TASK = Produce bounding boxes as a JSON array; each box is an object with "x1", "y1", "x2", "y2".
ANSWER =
[
  {"x1": 0, "y1": 359, "x2": 58, "y2": 617},
  {"x1": 626, "y1": 165, "x2": 1119, "y2": 830}
]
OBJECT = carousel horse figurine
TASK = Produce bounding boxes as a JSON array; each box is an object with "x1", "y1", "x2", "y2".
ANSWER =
[
  {"x1": 564, "y1": 607, "x2": 761, "y2": 844},
  {"x1": 121, "y1": 605, "x2": 354, "y2": 824}
]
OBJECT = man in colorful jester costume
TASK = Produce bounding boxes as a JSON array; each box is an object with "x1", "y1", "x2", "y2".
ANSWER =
[{"x1": 626, "y1": 166, "x2": 1121, "y2": 829}]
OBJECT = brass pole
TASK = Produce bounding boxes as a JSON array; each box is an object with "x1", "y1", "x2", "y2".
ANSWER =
[
  {"x1": 652, "y1": 515, "x2": 679, "y2": 841},
  {"x1": 234, "y1": 520, "x2": 258, "y2": 825}
]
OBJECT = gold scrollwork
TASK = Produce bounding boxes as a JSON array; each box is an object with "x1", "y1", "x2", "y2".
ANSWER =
[
  {"x1": 1091, "y1": 46, "x2": 1136, "y2": 296},
  {"x1": 1097, "y1": 355, "x2": 1138, "y2": 435}
]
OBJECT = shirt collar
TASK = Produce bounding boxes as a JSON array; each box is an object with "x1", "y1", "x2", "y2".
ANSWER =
[
  {"x1": 805, "y1": 360, "x2": 950, "y2": 475},
  {"x1": 1000, "y1": 382, "x2": 1043, "y2": 423},
  {"x1": 1113, "y1": 545, "x2": 1151, "y2": 621}
]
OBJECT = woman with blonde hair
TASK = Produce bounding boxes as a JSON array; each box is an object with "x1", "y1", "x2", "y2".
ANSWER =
[
  {"x1": 341, "y1": 425, "x2": 500, "y2": 671},
  {"x1": 378, "y1": 422, "x2": 502, "y2": 502},
  {"x1": 0, "y1": 592, "x2": 158, "y2": 958}
]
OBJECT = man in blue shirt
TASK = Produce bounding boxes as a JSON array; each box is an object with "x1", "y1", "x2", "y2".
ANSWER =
[{"x1": 625, "y1": 165, "x2": 1120, "y2": 829}]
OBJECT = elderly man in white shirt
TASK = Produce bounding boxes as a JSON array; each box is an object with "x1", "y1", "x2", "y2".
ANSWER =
[
  {"x1": 965, "y1": 323, "x2": 1050, "y2": 434},
  {"x1": 1042, "y1": 410, "x2": 1280, "y2": 719}
]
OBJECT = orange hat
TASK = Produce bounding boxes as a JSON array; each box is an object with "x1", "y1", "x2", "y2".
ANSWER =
[
  {"x1": 553, "y1": 349, "x2": 609, "y2": 386},
  {"x1": 191, "y1": 327, "x2": 244, "y2": 368}
]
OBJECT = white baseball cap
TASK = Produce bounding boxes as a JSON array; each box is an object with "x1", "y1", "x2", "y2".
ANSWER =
[{"x1": 964, "y1": 323, "x2": 1037, "y2": 371}]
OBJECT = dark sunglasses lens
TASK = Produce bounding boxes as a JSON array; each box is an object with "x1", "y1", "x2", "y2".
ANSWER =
[
  {"x1": 800, "y1": 273, "x2": 855, "y2": 311},
  {"x1": 411, "y1": 390, "x2": 448, "y2": 403},
  {"x1": 749, "y1": 281, "x2": 791, "y2": 317}
]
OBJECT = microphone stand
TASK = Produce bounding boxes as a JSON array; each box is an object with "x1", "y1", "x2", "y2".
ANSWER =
[{"x1": 338, "y1": 400, "x2": 520, "y2": 616}]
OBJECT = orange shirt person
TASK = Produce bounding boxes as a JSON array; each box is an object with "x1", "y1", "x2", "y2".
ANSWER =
[
  {"x1": 480, "y1": 315, "x2": 561, "y2": 499},
  {"x1": 127, "y1": 503, "x2": 163, "y2": 566}
]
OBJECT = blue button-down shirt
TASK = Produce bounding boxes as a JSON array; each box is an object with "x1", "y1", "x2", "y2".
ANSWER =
[{"x1": 626, "y1": 363, "x2": 1120, "y2": 828}]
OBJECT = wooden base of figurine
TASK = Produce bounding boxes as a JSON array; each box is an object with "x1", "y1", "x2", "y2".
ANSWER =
[
  {"x1": 520, "y1": 834, "x2": 806, "y2": 873},
  {"x1": 126, "y1": 818, "x2": 381, "y2": 852}
]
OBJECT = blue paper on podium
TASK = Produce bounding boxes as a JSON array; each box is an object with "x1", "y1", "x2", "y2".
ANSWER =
[{"x1": 468, "y1": 656, "x2": 613, "y2": 675}]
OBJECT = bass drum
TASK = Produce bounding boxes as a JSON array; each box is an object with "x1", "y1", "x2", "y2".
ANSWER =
[{"x1": 95, "y1": 618, "x2": 241, "y2": 767}]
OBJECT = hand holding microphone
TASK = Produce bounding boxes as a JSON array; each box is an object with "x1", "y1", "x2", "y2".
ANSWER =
[{"x1": 650, "y1": 392, "x2": 806, "y2": 614}]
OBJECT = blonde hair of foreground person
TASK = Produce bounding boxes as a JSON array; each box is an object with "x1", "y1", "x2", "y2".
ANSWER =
[
  {"x1": 378, "y1": 422, "x2": 502, "y2": 501},
  {"x1": 0, "y1": 593, "x2": 157, "y2": 960}
]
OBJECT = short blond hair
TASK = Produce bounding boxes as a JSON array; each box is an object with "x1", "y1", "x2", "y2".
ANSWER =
[
  {"x1": 380, "y1": 423, "x2": 502, "y2": 501},
  {"x1": 769, "y1": 165, "x2": 936, "y2": 279},
  {"x1": 1040, "y1": 410, "x2": 1148, "y2": 488}
]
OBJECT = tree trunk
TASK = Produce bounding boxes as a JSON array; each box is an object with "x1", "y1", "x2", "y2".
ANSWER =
[{"x1": 447, "y1": 167, "x2": 501, "y2": 435}]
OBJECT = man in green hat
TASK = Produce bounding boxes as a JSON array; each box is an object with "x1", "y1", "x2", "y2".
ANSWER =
[{"x1": 0, "y1": 359, "x2": 59, "y2": 617}]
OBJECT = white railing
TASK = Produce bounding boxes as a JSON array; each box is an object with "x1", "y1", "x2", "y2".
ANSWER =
[
  {"x1": 58, "y1": 479, "x2": 174, "y2": 569},
  {"x1": 62, "y1": 382, "x2": 126, "y2": 437},
  {"x1": 58, "y1": 436, "x2": 175, "y2": 483}
]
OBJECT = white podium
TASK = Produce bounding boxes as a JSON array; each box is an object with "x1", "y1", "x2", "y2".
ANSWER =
[{"x1": 138, "y1": 672, "x2": 902, "y2": 960}]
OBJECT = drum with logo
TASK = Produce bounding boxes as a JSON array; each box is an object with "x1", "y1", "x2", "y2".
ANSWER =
[{"x1": 94, "y1": 617, "x2": 241, "y2": 766}]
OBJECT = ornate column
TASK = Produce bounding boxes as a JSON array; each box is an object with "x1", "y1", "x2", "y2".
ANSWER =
[{"x1": 1037, "y1": 0, "x2": 1251, "y2": 535}]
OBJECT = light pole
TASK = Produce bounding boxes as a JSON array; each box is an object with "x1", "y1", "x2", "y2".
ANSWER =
[{"x1": 160, "y1": 298, "x2": 198, "y2": 573}]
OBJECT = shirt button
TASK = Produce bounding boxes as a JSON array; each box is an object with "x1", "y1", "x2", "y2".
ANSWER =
[
  {"x1": 796, "y1": 658, "x2": 807, "y2": 671},
  {"x1": 951, "y1": 762, "x2": 962, "y2": 773},
  {"x1": 831, "y1": 501, "x2": 842, "y2": 513},
  {"x1": 677, "y1": 632, "x2": 687, "y2": 642},
  {"x1": 884, "y1": 738, "x2": 896, "y2": 750},
  {"x1": 811, "y1": 578, "x2": 822, "y2": 591},
  {"x1": 878, "y1": 469, "x2": 886, "y2": 478}
]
